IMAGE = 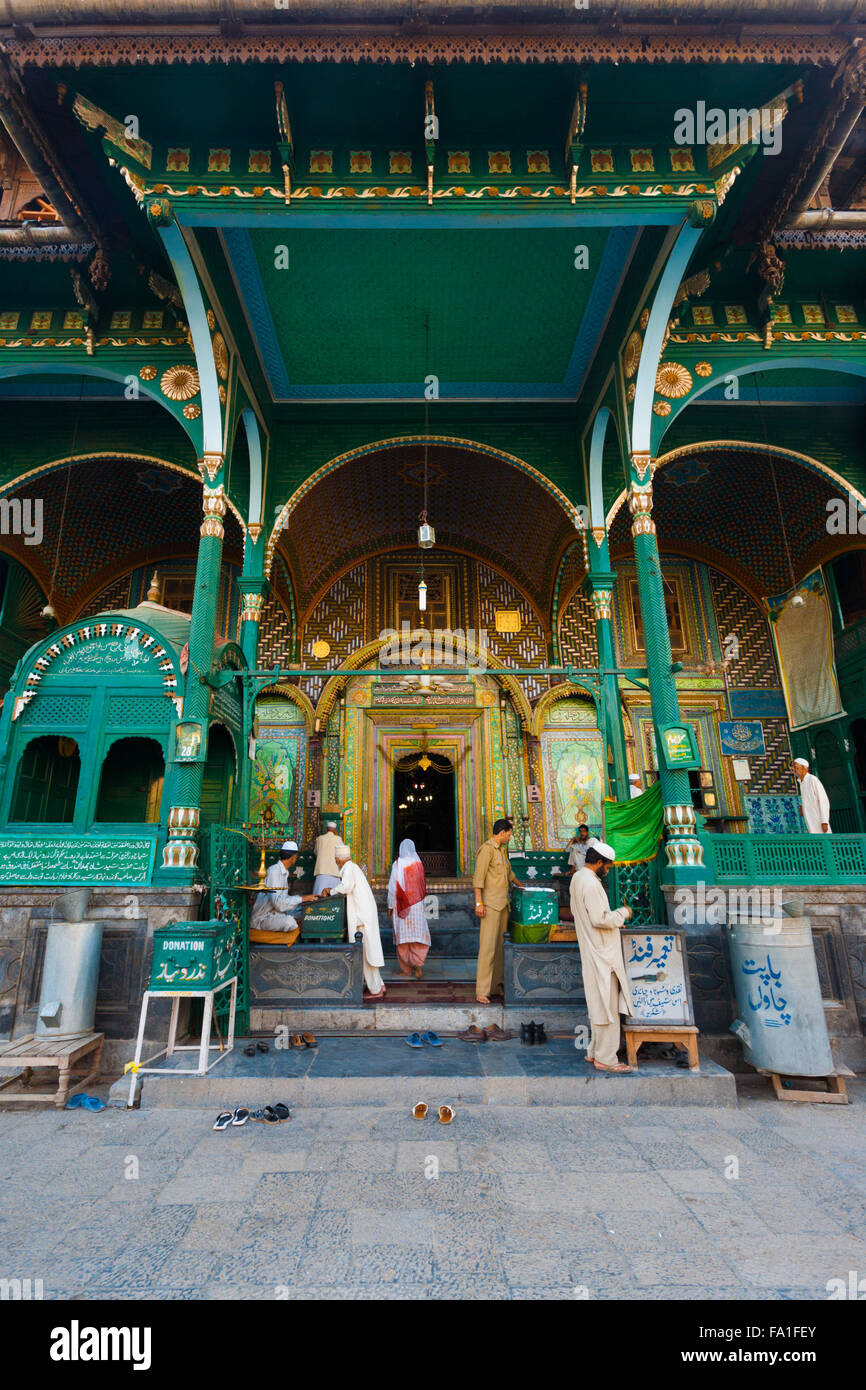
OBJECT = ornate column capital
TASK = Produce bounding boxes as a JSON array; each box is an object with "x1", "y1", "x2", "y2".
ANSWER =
[
  {"x1": 628, "y1": 477, "x2": 656, "y2": 537},
  {"x1": 239, "y1": 591, "x2": 264, "y2": 624},
  {"x1": 201, "y1": 484, "x2": 227, "y2": 539},
  {"x1": 198, "y1": 452, "x2": 225, "y2": 484},
  {"x1": 629, "y1": 451, "x2": 654, "y2": 482},
  {"x1": 582, "y1": 569, "x2": 617, "y2": 623}
]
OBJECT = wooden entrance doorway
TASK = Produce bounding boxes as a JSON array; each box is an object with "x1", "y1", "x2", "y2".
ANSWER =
[{"x1": 393, "y1": 751, "x2": 456, "y2": 876}]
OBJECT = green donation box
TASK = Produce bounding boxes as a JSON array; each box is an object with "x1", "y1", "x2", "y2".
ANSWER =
[
  {"x1": 300, "y1": 895, "x2": 347, "y2": 943},
  {"x1": 510, "y1": 884, "x2": 558, "y2": 943},
  {"x1": 149, "y1": 920, "x2": 238, "y2": 991}
]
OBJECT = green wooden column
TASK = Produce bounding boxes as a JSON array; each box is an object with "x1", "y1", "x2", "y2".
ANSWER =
[
  {"x1": 237, "y1": 576, "x2": 267, "y2": 669},
  {"x1": 161, "y1": 469, "x2": 228, "y2": 874},
  {"x1": 628, "y1": 463, "x2": 704, "y2": 880},
  {"x1": 583, "y1": 565, "x2": 628, "y2": 801}
]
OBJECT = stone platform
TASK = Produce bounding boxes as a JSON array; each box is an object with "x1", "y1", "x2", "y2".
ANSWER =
[{"x1": 112, "y1": 1033, "x2": 737, "y2": 1110}]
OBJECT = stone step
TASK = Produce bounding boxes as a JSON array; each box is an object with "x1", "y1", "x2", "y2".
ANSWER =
[
  {"x1": 113, "y1": 1037, "x2": 736, "y2": 1110},
  {"x1": 251, "y1": 1002, "x2": 584, "y2": 1034}
]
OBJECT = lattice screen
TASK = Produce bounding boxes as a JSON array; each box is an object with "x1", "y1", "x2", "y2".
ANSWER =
[
  {"x1": 558, "y1": 585, "x2": 597, "y2": 670},
  {"x1": 18, "y1": 694, "x2": 91, "y2": 726},
  {"x1": 708, "y1": 566, "x2": 779, "y2": 688},
  {"x1": 476, "y1": 562, "x2": 547, "y2": 702},
  {"x1": 106, "y1": 695, "x2": 173, "y2": 727}
]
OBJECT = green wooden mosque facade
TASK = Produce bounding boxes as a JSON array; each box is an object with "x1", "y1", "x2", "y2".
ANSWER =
[{"x1": 1, "y1": 4, "x2": 866, "y2": 911}]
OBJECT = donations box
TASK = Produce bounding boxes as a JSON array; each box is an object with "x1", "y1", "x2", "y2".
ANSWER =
[
  {"x1": 149, "y1": 919, "x2": 237, "y2": 992},
  {"x1": 300, "y1": 894, "x2": 347, "y2": 943}
]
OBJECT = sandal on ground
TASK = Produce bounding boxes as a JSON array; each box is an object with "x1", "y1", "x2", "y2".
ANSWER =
[
  {"x1": 212, "y1": 1111, "x2": 233, "y2": 1131},
  {"x1": 592, "y1": 1060, "x2": 633, "y2": 1073},
  {"x1": 243, "y1": 1044, "x2": 256, "y2": 1057},
  {"x1": 251, "y1": 1106, "x2": 279, "y2": 1124},
  {"x1": 302, "y1": 1033, "x2": 317, "y2": 1048},
  {"x1": 421, "y1": 1031, "x2": 443, "y2": 1047},
  {"x1": 413, "y1": 1102, "x2": 428, "y2": 1119},
  {"x1": 290, "y1": 1034, "x2": 304, "y2": 1048},
  {"x1": 438, "y1": 1104, "x2": 455, "y2": 1124},
  {"x1": 256, "y1": 1040, "x2": 270, "y2": 1054},
  {"x1": 231, "y1": 1107, "x2": 251, "y2": 1125},
  {"x1": 406, "y1": 1032, "x2": 424, "y2": 1048},
  {"x1": 274, "y1": 1103, "x2": 291, "y2": 1121}
]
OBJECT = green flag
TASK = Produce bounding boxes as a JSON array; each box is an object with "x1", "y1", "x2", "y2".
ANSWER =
[{"x1": 604, "y1": 780, "x2": 664, "y2": 863}]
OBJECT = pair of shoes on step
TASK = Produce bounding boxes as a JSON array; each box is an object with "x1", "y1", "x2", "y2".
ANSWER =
[
  {"x1": 520, "y1": 1021, "x2": 548, "y2": 1046},
  {"x1": 212, "y1": 1102, "x2": 291, "y2": 1130},
  {"x1": 457, "y1": 1023, "x2": 513, "y2": 1043},
  {"x1": 413, "y1": 1102, "x2": 455, "y2": 1123},
  {"x1": 406, "y1": 1031, "x2": 442, "y2": 1048}
]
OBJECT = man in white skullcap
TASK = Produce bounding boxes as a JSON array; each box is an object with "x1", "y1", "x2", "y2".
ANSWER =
[
  {"x1": 321, "y1": 841, "x2": 386, "y2": 998},
  {"x1": 250, "y1": 841, "x2": 317, "y2": 933},
  {"x1": 793, "y1": 758, "x2": 831, "y2": 834},
  {"x1": 569, "y1": 838, "x2": 634, "y2": 1072},
  {"x1": 628, "y1": 772, "x2": 643, "y2": 799},
  {"x1": 313, "y1": 819, "x2": 342, "y2": 895}
]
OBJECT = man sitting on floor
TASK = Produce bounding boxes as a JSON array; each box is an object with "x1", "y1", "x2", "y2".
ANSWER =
[{"x1": 251, "y1": 840, "x2": 318, "y2": 934}]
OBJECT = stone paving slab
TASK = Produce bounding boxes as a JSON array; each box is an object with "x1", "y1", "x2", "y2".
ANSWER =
[{"x1": 1, "y1": 1080, "x2": 863, "y2": 1301}]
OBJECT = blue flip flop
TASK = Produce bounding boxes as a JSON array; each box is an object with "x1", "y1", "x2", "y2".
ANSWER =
[
  {"x1": 406, "y1": 1032, "x2": 424, "y2": 1048},
  {"x1": 422, "y1": 1031, "x2": 443, "y2": 1047},
  {"x1": 66, "y1": 1093, "x2": 105, "y2": 1111}
]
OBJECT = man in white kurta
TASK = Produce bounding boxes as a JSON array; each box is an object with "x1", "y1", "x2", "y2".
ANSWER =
[
  {"x1": 313, "y1": 821, "x2": 342, "y2": 895},
  {"x1": 324, "y1": 843, "x2": 386, "y2": 997},
  {"x1": 794, "y1": 758, "x2": 831, "y2": 834},
  {"x1": 569, "y1": 839, "x2": 634, "y2": 1072},
  {"x1": 251, "y1": 841, "x2": 316, "y2": 932},
  {"x1": 628, "y1": 773, "x2": 643, "y2": 799}
]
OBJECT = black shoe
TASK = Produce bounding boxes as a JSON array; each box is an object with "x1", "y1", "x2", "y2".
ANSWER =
[
  {"x1": 534, "y1": 1022, "x2": 548, "y2": 1045},
  {"x1": 520, "y1": 1022, "x2": 536, "y2": 1046}
]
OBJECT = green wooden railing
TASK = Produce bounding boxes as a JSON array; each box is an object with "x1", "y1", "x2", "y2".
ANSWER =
[{"x1": 699, "y1": 832, "x2": 866, "y2": 883}]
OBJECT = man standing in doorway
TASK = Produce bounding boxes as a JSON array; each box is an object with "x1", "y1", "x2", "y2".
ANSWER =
[
  {"x1": 570, "y1": 839, "x2": 634, "y2": 1073},
  {"x1": 628, "y1": 772, "x2": 643, "y2": 799},
  {"x1": 794, "y1": 757, "x2": 832, "y2": 834},
  {"x1": 473, "y1": 818, "x2": 522, "y2": 1005},
  {"x1": 313, "y1": 819, "x2": 342, "y2": 895}
]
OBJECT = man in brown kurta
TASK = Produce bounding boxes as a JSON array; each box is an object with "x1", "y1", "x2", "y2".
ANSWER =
[{"x1": 473, "y1": 818, "x2": 521, "y2": 1004}]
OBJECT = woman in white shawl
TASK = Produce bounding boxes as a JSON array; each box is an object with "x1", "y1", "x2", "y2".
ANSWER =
[
  {"x1": 387, "y1": 839, "x2": 430, "y2": 979},
  {"x1": 324, "y1": 841, "x2": 386, "y2": 998}
]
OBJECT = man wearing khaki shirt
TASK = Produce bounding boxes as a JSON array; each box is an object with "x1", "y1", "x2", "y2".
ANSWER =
[{"x1": 473, "y1": 818, "x2": 521, "y2": 1004}]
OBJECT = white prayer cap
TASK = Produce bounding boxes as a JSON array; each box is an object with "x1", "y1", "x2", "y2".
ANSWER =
[
  {"x1": 325, "y1": 820, "x2": 337, "y2": 829},
  {"x1": 629, "y1": 773, "x2": 641, "y2": 782},
  {"x1": 588, "y1": 838, "x2": 616, "y2": 861},
  {"x1": 793, "y1": 757, "x2": 809, "y2": 768},
  {"x1": 334, "y1": 841, "x2": 352, "y2": 859},
  {"x1": 280, "y1": 840, "x2": 299, "y2": 853}
]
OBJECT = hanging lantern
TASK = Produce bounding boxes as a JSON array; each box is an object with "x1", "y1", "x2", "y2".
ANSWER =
[
  {"x1": 418, "y1": 519, "x2": 435, "y2": 549},
  {"x1": 418, "y1": 578, "x2": 428, "y2": 611}
]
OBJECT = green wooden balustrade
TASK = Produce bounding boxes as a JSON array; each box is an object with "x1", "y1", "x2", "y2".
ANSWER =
[{"x1": 699, "y1": 833, "x2": 866, "y2": 884}]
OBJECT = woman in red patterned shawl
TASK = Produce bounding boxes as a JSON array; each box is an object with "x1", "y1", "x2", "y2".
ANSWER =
[{"x1": 387, "y1": 838, "x2": 430, "y2": 979}]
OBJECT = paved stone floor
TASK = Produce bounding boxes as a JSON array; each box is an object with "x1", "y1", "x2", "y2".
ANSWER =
[{"x1": 1, "y1": 1081, "x2": 864, "y2": 1301}]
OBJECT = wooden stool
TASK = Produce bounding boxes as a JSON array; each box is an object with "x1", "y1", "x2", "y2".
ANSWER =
[
  {"x1": 758, "y1": 1065, "x2": 853, "y2": 1105},
  {"x1": 0, "y1": 1032, "x2": 104, "y2": 1108},
  {"x1": 624, "y1": 1022, "x2": 700, "y2": 1072}
]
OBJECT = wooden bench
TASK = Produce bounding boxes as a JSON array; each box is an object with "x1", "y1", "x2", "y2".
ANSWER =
[
  {"x1": 0, "y1": 1032, "x2": 104, "y2": 1108},
  {"x1": 623, "y1": 1022, "x2": 700, "y2": 1072}
]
